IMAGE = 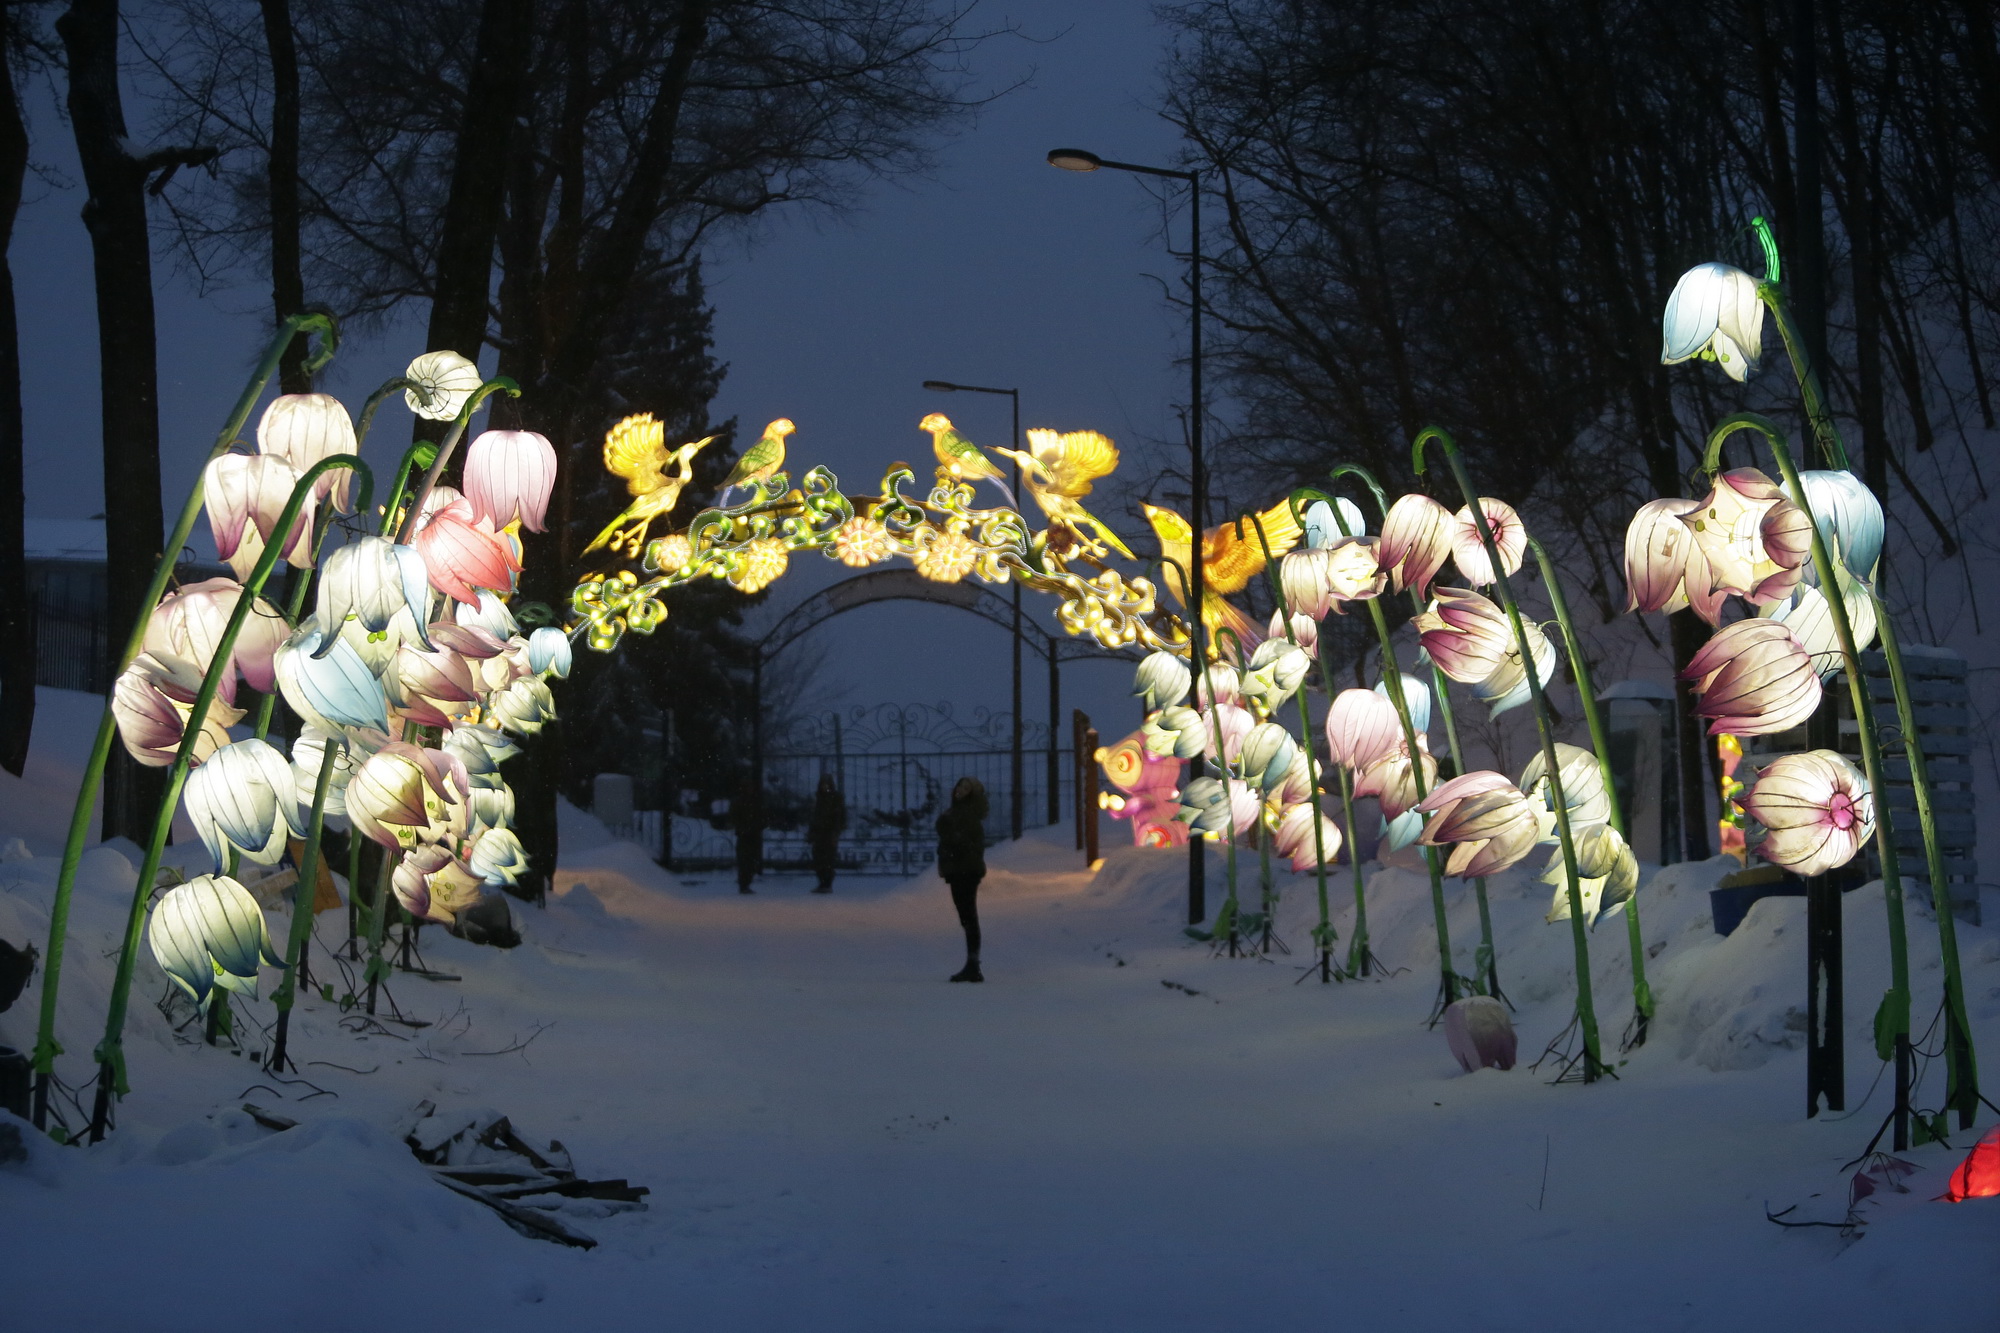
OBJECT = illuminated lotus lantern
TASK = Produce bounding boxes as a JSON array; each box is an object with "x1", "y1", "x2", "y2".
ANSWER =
[
  {"x1": 410, "y1": 486, "x2": 522, "y2": 604},
  {"x1": 258, "y1": 393, "x2": 358, "y2": 510},
  {"x1": 183, "y1": 738, "x2": 308, "y2": 867},
  {"x1": 204, "y1": 451, "x2": 317, "y2": 580},
  {"x1": 1376, "y1": 492, "x2": 1453, "y2": 596},
  {"x1": 1442, "y1": 996, "x2": 1517, "y2": 1073},
  {"x1": 146, "y1": 874, "x2": 284, "y2": 1010},
  {"x1": 1741, "y1": 749, "x2": 1875, "y2": 877},
  {"x1": 1271, "y1": 801, "x2": 1342, "y2": 874},
  {"x1": 1096, "y1": 730, "x2": 1186, "y2": 849},
  {"x1": 1177, "y1": 776, "x2": 1259, "y2": 840},
  {"x1": 464, "y1": 428, "x2": 558, "y2": 532},
  {"x1": 145, "y1": 577, "x2": 289, "y2": 702},
  {"x1": 403, "y1": 349, "x2": 482, "y2": 419},
  {"x1": 1132, "y1": 649, "x2": 1190, "y2": 711},
  {"x1": 1660, "y1": 261, "x2": 1764, "y2": 382},
  {"x1": 1448, "y1": 498, "x2": 1525, "y2": 586}
]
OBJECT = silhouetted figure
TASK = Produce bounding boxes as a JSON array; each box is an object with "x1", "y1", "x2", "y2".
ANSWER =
[
  {"x1": 807, "y1": 772, "x2": 846, "y2": 894},
  {"x1": 935, "y1": 776, "x2": 988, "y2": 982},
  {"x1": 734, "y1": 776, "x2": 763, "y2": 895}
]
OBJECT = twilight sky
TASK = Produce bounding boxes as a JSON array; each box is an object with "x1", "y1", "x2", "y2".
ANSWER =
[{"x1": 20, "y1": 1, "x2": 1197, "y2": 749}]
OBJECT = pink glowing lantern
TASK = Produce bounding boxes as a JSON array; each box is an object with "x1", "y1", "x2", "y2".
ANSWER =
[
  {"x1": 1097, "y1": 731, "x2": 1187, "y2": 849},
  {"x1": 463, "y1": 429, "x2": 558, "y2": 532},
  {"x1": 410, "y1": 486, "x2": 524, "y2": 605}
]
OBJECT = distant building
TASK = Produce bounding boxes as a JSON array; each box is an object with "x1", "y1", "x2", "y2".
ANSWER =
[{"x1": 26, "y1": 519, "x2": 225, "y2": 693}]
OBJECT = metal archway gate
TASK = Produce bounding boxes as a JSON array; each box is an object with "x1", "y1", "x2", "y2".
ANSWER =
[{"x1": 663, "y1": 568, "x2": 1138, "y2": 876}]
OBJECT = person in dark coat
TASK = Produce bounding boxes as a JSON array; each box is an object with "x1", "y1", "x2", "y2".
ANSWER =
[
  {"x1": 733, "y1": 775, "x2": 763, "y2": 895},
  {"x1": 935, "y1": 776, "x2": 989, "y2": 982},
  {"x1": 807, "y1": 772, "x2": 845, "y2": 893}
]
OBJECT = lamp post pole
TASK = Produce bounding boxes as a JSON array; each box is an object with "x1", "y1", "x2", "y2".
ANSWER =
[
  {"x1": 923, "y1": 379, "x2": 1025, "y2": 840},
  {"x1": 1046, "y1": 147, "x2": 1205, "y2": 924}
]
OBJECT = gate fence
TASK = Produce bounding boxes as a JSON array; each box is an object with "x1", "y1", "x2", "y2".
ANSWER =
[
  {"x1": 35, "y1": 610, "x2": 109, "y2": 694},
  {"x1": 605, "y1": 702, "x2": 1089, "y2": 876}
]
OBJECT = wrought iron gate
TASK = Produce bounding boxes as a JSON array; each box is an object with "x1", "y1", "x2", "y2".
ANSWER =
[{"x1": 664, "y1": 703, "x2": 1073, "y2": 876}]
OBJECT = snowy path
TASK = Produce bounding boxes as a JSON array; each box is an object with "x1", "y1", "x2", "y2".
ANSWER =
[{"x1": 3, "y1": 781, "x2": 1998, "y2": 1329}]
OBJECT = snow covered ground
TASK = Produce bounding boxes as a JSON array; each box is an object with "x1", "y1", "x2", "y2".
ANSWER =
[{"x1": 2, "y1": 688, "x2": 1998, "y2": 1331}]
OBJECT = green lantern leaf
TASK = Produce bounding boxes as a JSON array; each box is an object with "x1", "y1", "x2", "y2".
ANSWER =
[{"x1": 1873, "y1": 987, "x2": 1910, "y2": 1062}]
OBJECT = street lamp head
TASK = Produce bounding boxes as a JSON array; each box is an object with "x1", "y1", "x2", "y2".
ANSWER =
[
  {"x1": 921, "y1": 380, "x2": 960, "y2": 392},
  {"x1": 1047, "y1": 148, "x2": 1103, "y2": 173}
]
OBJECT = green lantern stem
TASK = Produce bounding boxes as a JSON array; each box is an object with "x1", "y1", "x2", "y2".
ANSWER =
[
  {"x1": 362, "y1": 846, "x2": 399, "y2": 1014},
  {"x1": 30, "y1": 313, "x2": 338, "y2": 1133},
  {"x1": 1412, "y1": 427, "x2": 1605, "y2": 1081},
  {"x1": 1867, "y1": 592, "x2": 1980, "y2": 1128},
  {"x1": 355, "y1": 377, "x2": 427, "y2": 451},
  {"x1": 1749, "y1": 216, "x2": 1852, "y2": 473},
  {"x1": 394, "y1": 378, "x2": 522, "y2": 544},
  {"x1": 1327, "y1": 463, "x2": 1504, "y2": 1000},
  {"x1": 1291, "y1": 484, "x2": 1463, "y2": 1012},
  {"x1": 1159, "y1": 555, "x2": 1241, "y2": 954},
  {"x1": 1243, "y1": 510, "x2": 1336, "y2": 979},
  {"x1": 1209, "y1": 626, "x2": 1248, "y2": 955},
  {"x1": 381, "y1": 440, "x2": 441, "y2": 538},
  {"x1": 84, "y1": 454, "x2": 372, "y2": 1142},
  {"x1": 1524, "y1": 536, "x2": 1655, "y2": 1045},
  {"x1": 1704, "y1": 412, "x2": 1921, "y2": 1146},
  {"x1": 1336, "y1": 767, "x2": 1370, "y2": 975},
  {"x1": 267, "y1": 735, "x2": 344, "y2": 1073}
]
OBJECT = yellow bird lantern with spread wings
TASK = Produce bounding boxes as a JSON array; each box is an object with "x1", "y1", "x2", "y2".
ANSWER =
[
  {"x1": 581, "y1": 414, "x2": 715, "y2": 558},
  {"x1": 994, "y1": 428, "x2": 1136, "y2": 561},
  {"x1": 1140, "y1": 497, "x2": 1305, "y2": 646}
]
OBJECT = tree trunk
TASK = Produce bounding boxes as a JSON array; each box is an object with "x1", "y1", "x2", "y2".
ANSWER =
[
  {"x1": 0, "y1": 10, "x2": 31, "y2": 777},
  {"x1": 256, "y1": 0, "x2": 309, "y2": 393},
  {"x1": 425, "y1": 0, "x2": 533, "y2": 366},
  {"x1": 1669, "y1": 608, "x2": 1713, "y2": 862},
  {"x1": 60, "y1": 0, "x2": 172, "y2": 841},
  {"x1": 1823, "y1": 0, "x2": 1888, "y2": 503},
  {"x1": 542, "y1": 0, "x2": 711, "y2": 392}
]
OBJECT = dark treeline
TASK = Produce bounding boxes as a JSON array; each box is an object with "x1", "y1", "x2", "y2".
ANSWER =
[
  {"x1": 1162, "y1": 0, "x2": 2000, "y2": 851},
  {"x1": 56, "y1": 0, "x2": 995, "y2": 876}
]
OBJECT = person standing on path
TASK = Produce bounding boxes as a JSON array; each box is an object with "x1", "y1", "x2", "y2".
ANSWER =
[
  {"x1": 733, "y1": 774, "x2": 763, "y2": 895},
  {"x1": 807, "y1": 772, "x2": 845, "y2": 894},
  {"x1": 935, "y1": 776, "x2": 989, "y2": 983}
]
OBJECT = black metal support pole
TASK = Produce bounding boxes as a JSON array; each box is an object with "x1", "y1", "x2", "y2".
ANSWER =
[
  {"x1": 751, "y1": 656, "x2": 765, "y2": 886},
  {"x1": 1048, "y1": 650, "x2": 1061, "y2": 825},
  {"x1": 1793, "y1": 5, "x2": 1847, "y2": 1118},
  {"x1": 1045, "y1": 149, "x2": 1204, "y2": 917},
  {"x1": 1805, "y1": 702, "x2": 1845, "y2": 1114},
  {"x1": 1010, "y1": 390, "x2": 1024, "y2": 840},
  {"x1": 1659, "y1": 700, "x2": 1680, "y2": 866},
  {"x1": 659, "y1": 710, "x2": 675, "y2": 870},
  {"x1": 1072, "y1": 708, "x2": 1085, "y2": 851},
  {"x1": 1083, "y1": 726, "x2": 1101, "y2": 866},
  {"x1": 1186, "y1": 170, "x2": 1207, "y2": 927}
]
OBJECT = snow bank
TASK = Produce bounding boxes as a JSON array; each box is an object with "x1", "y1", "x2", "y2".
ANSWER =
[{"x1": 1, "y1": 692, "x2": 1997, "y2": 1329}]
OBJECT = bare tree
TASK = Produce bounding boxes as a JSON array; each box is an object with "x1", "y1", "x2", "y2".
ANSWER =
[
  {"x1": 145, "y1": 0, "x2": 1005, "y2": 884},
  {"x1": 1160, "y1": 0, "x2": 2000, "y2": 856},
  {"x1": 60, "y1": 0, "x2": 217, "y2": 839},
  {"x1": 0, "y1": 4, "x2": 37, "y2": 777}
]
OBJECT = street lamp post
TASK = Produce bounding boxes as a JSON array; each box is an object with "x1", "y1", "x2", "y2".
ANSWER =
[
  {"x1": 1046, "y1": 147, "x2": 1206, "y2": 926},
  {"x1": 923, "y1": 378, "x2": 1026, "y2": 841}
]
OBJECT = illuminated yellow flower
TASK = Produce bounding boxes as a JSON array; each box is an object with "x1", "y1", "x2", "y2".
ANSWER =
[
  {"x1": 832, "y1": 516, "x2": 894, "y2": 567},
  {"x1": 649, "y1": 532, "x2": 693, "y2": 573},
  {"x1": 730, "y1": 537, "x2": 789, "y2": 593},
  {"x1": 916, "y1": 528, "x2": 979, "y2": 583}
]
